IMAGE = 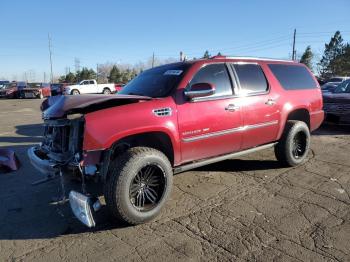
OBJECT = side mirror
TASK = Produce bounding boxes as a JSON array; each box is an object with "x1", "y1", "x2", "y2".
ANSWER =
[{"x1": 184, "y1": 83, "x2": 215, "y2": 99}]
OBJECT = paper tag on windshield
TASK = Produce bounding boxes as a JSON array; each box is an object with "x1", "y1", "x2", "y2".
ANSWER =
[{"x1": 164, "y1": 70, "x2": 183, "y2": 76}]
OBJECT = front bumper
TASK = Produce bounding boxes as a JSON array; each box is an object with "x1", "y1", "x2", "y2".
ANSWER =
[{"x1": 27, "y1": 146, "x2": 59, "y2": 175}]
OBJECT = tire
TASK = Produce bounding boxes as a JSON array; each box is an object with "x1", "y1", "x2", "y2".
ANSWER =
[
  {"x1": 104, "y1": 147, "x2": 173, "y2": 225},
  {"x1": 71, "y1": 89, "x2": 80, "y2": 95},
  {"x1": 103, "y1": 88, "x2": 111, "y2": 95},
  {"x1": 274, "y1": 120, "x2": 310, "y2": 167}
]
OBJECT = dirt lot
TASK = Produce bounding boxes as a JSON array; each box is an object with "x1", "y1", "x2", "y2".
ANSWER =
[{"x1": 0, "y1": 98, "x2": 349, "y2": 261}]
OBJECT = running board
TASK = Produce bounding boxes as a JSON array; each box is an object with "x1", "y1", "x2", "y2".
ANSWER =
[{"x1": 173, "y1": 142, "x2": 277, "y2": 174}]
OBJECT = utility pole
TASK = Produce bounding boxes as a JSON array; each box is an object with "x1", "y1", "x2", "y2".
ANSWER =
[
  {"x1": 151, "y1": 52, "x2": 155, "y2": 68},
  {"x1": 180, "y1": 51, "x2": 184, "y2": 61},
  {"x1": 43, "y1": 72, "x2": 46, "y2": 82},
  {"x1": 292, "y1": 29, "x2": 296, "y2": 61},
  {"x1": 74, "y1": 58, "x2": 81, "y2": 72},
  {"x1": 48, "y1": 33, "x2": 53, "y2": 83},
  {"x1": 96, "y1": 64, "x2": 98, "y2": 83}
]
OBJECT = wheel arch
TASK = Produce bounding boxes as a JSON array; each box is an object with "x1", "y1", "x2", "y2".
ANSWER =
[
  {"x1": 109, "y1": 131, "x2": 175, "y2": 166},
  {"x1": 278, "y1": 107, "x2": 310, "y2": 140}
]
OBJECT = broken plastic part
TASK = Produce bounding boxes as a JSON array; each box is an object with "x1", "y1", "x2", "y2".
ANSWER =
[{"x1": 0, "y1": 149, "x2": 20, "y2": 171}]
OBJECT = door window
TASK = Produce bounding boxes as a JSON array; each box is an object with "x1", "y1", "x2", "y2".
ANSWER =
[
  {"x1": 233, "y1": 63, "x2": 268, "y2": 94},
  {"x1": 189, "y1": 63, "x2": 233, "y2": 97}
]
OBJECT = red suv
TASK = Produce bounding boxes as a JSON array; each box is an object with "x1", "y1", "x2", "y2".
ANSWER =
[{"x1": 28, "y1": 56, "x2": 324, "y2": 227}]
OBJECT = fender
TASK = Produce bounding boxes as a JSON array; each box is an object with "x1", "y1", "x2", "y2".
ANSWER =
[
  {"x1": 277, "y1": 102, "x2": 311, "y2": 140},
  {"x1": 82, "y1": 97, "x2": 181, "y2": 165}
]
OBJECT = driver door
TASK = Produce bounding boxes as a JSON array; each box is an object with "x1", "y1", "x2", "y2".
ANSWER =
[{"x1": 177, "y1": 63, "x2": 243, "y2": 163}]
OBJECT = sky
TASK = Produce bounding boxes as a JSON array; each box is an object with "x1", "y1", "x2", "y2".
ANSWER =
[{"x1": 0, "y1": 0, "x2": 350, "y2": 81}]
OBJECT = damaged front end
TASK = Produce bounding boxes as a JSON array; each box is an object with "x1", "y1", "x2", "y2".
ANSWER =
[
  {"x1": 28, "y1": 94, "x2": 151, "y2": 227},
  {"x1": 28, "y1": 115, "x2": 102, "y2": 227}
]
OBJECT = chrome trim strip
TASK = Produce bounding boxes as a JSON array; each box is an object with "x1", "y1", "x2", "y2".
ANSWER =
[
  {"x1": 182, "y1": 120, "x2": 278, "y2": 143},
  {"x1": 245, "y1": 120, "x2": 279, "y2": 130}
]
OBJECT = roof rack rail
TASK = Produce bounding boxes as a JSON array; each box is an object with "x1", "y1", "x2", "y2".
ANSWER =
[{"x1": 211, "y1": 55, "x2": 294, "y2": 62}]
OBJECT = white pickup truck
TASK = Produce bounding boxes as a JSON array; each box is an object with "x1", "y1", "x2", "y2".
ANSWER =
[{"x1": 64, "y1": 79, "x2": 116, "y2": 95}]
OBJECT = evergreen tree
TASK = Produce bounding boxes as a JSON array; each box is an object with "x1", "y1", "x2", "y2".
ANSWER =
[
  {"x1": 335, "y1": 43, "x2": 350, "y2": 76},
  {"x1": 108, "y1": 65, "x2": 122, "y2": 83},
  {"x1": 203, "y1": 50, "x2": 211, "y2": 59},
  {"x1": 318, "y1": 31, "x2": 345, "y2": 78},
  {"x1": 300, "y1": 46, "x2": 313, "y2": 71},
  {"x1": 75, "y1": 67, "x2": 96, "y2": 81}
]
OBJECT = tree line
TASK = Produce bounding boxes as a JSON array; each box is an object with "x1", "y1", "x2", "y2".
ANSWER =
[
  {"x1": 58, "y1": 66, "x2": 138, "y2": 84},
  {"x1": 298, "y1": 31, "x2": 349, "y2": 79}
]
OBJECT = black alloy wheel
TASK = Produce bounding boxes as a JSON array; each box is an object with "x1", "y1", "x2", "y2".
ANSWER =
[{"x1": 129, "y1": 164, "x2": 166, "y2": 212}]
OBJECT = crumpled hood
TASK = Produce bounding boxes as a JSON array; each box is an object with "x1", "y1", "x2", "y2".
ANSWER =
[
  {"x1": 322, "y1": 92, "x2": 350, "y2": 104},
  {"x1": 41, "y1": 94, "x2": 152, "y2": 119}
]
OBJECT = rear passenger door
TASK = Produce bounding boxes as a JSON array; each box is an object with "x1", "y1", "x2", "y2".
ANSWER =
[{"x1": 231, "y1": 62, "x2": 280, "y2": 149}]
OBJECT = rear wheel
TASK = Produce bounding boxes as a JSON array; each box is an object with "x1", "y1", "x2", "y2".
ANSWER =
[
  {"x1": 104, "y1": 147, "x2": 173, "y2": 225},
  {"x1": 103, "y1": 88, "x2": 111, "y2": 95},
  {"x1": 71, "y1": 89, "x2": 80, "y2": 95},
  {"x1": 275, "y1": 120, "x2": 310, "y2": 167}
]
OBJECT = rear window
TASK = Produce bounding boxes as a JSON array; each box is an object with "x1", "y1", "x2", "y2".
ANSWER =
[{"x1": 268, "y1": 64, "x2": 318, "y2": 90}]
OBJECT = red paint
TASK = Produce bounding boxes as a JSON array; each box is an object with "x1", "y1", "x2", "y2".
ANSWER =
[{"x1": 82, "y1": 57, "x2": 324, "y2": 166}]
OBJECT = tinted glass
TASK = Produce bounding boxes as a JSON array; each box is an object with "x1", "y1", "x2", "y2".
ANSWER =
[
  {"x1": 119, "y1": 63, "x2": 190, "y2": 98},
  {"x1": 233, "y1": 64, "x2": 268, "y2": 94},
  {"x1": 89, "y1": 80, "x2": 94, "y2": 84},
  {"x1": 333, "y1": 79, "x2": 350, "y2": 93},
  {"x1": 189, "y1": 63, "x2": 232, "y2": 97},
  {"x1": 328, "y1": 77, "x2": 343, "y2": 82},
  {"x1": 268, "y1": 64, "x2": 318, "y2": 90}
]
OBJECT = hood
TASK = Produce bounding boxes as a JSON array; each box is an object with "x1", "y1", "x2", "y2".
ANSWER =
[
  {"x1": 42, "y1": 94, "x2": 152, "y2": 119},
  {"x1": 323, "y1": 92, "x2": 350, "y2": 104}
]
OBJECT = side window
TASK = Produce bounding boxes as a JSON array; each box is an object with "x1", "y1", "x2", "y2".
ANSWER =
[
  {"x1": 89, "y1": 80, "x2": 94, "y2": 84},
  {"x1": 268, "y1": 64, "x2": 318, "y2": 90},
  {"x1": 81, "y1": 81, "x2": 88, "y2": 85},
  {"x1": 189, "y1": 63, "x2": 233, "y2": 97},
  {"x1": 233, "y1": 63, "x2": 268, "y2": 94}
]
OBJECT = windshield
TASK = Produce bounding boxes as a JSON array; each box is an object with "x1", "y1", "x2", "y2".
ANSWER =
[
  {"x1": 333, "y1": 80, "x2": 350, "y2": 93},
  {"x1": 119, "y1": 63, "x2": 191, "y2": 98}
]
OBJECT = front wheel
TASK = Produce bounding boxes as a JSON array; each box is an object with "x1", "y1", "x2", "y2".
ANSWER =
[
  {"x1": 275, "y1": 120, "x2": 310, "y2": 167},
  {"x1": 104, "y1": 147, "x2": 173, "y2": 225}
]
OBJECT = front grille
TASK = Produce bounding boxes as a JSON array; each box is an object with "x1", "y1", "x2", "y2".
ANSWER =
[{"x1": 42, "y1": 118, "x2": 84, "y2": 162}]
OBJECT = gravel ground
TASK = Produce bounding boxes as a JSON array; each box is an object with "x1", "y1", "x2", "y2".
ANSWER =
[{"x1": 0, "y1": 98, "x2": 349, "y2": 261}]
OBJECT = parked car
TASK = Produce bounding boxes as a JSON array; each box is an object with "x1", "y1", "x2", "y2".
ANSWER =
[
  {"x1": 0, "y1": 80, "x2": 10, "y2": 89},
  {"x1": 63, "y1": 79, "x2": 117, "y2": 95},
  {"x1": 325, "y1": 76, "x2": 349, "y2": 84},
  {"x1": 50, "y1": 83, "x2": 63, "y2": 96},
  {"x1": 321, "y1": 82, "x2": 339, "y2": 93},
  {"x1": 0, "y1": 81, "x2": 26, "y2": 98},
  {"x1": 20, "y1": 83, "x2": 51, "y2": 99},
  {"x1": 323, "y1": 79, "x2": 350, "y2": 123},
  {"x1": 28, "y1": 56, "x2": 324, "y2": 227},
  {"x1": 114, "y1": 82, "x2": 125, "y2": 93}
]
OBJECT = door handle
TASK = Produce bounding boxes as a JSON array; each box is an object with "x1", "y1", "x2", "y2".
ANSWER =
[
  {"x1": 265, "y1": 99, "x2": 276, "y2": 106},
  {"x1": 225, "y1": 104, "x2": 240, "y2": 112}
]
